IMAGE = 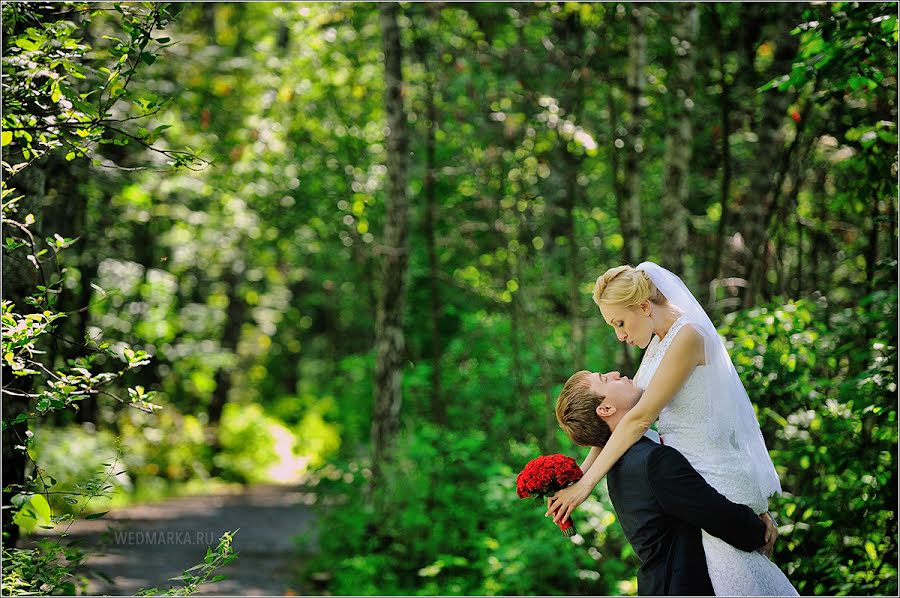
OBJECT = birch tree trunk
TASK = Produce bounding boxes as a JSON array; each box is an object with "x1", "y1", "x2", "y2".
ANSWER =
[
  {"x1": 661, "y1": 3, "x2": 699, "y2": 277},
  {"x1": 371, "y1": 2, "x2": 410, "y2": 492}
]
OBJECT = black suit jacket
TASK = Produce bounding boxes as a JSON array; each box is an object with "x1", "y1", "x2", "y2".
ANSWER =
[{"x1": 607, "y1": 437, "x2": 767, "y2": 596}]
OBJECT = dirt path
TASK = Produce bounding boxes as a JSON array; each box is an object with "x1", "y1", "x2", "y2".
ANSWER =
[{"x1": 32, "y1": 484, "x2": 320, "y2": 596}]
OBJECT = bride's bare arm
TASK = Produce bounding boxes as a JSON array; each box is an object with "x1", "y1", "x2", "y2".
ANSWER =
[
  {"x1": 548, "y1": 326, "x2": 706, "y2": 524},
  {"x1": 580, "y1": 445, "x2": 602, "y2": 473}
]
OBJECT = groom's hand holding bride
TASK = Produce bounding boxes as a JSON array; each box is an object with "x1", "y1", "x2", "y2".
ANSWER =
[
  {"x1": 759, "y1": 511, "x2": 778, "y2": 558},
  {"x1": 545, "y1": 479, "x2": 591, "y2": 525}
]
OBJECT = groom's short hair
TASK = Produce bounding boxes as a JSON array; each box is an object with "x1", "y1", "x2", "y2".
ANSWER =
[{"x1": 556, "y1": 370, "x2": 613, "y2": 447}]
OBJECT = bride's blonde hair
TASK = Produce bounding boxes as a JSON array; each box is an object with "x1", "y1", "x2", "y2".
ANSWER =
[{"x1": 592, "y1": 265, "x2": 667, "y2": 308}]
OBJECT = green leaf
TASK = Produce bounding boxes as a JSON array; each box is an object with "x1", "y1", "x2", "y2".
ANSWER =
[
  {"x1": 31, "y1": 494, "x2": 53, "y2": 524},
  {"x1": 1, "y1": 131, "x2": 11, "y2": 146},
  {"x1": 14, "y1": 38, "x2": 39, "y2": 51},
  {"x1": 85, "y1": 511, "x2": 109, "y2": 520},
  {"x1": 10, "y1": 494, "x2": 30, "y2": 509},
  {"x1": 848, "y1": 76, "x2": 875, "y2": 91}
]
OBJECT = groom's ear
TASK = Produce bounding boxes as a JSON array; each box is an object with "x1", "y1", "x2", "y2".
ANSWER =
[{"x1": 596, "y1": 403, "x2": 616, "y2": 419}]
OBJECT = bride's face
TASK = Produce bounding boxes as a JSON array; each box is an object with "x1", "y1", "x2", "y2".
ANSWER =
[{"x1": 599, "y1": 301, "x2": 655, "y2": 349}]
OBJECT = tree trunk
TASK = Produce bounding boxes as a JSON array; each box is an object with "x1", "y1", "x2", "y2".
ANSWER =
[
  {"x1": 622, "y1": 4, "x2": 647, "y2": 266},
  {"x1": 371, "y1": 2, "x2": 410, "y2": 493},
  {"x1": 865, "y1": 189, "x2": 881, "y2": 292},
  {"x1": 740, "y1": 14, "x2": 800, "y2": 307},
  {"x1": 559, "y1": 12, "x2": 586, "y2": 371},
  {"x1": 497, "y1": 146, "x2": 525, "y2": 402},
  {"x1": 809, "y1": 167, "x2": 828, "y2": 293},
  {"x1": 1, "y1": 165, "x2": 46, "y2": 548},
  {"x1": 708, "y1": 5, "x2": 733, "y2": 285},
  {"x1": 423, "y1": 69, "x2": 444, "y2": 426},
  {"x1": 72, "y1": 258, "x2": 99, "y2": 423},
  {"x1": 208, "y1": 270, "x2": 246, "y2": 430},
  {"x1": 660, "y1": 3, "x2": 698, "y2": 277},
  {"x1": 608, "y1": 85, "x2": 627, "y2": 254},
  {"x1": 888, "y1": 179, "x2": 898, "y2": 271}
]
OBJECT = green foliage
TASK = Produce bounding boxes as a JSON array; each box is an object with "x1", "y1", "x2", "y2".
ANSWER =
[
  {"x1": 213, "y1": 402, "x2": 283, "y2": 484},
  {"x1": 1, "y1": 537, "x2": 88, "y2": 596},
  {"x1": 303, "y1": 423, "x2": 637, "y2": 595},
  {"x1": 117, "y1": 409, "x2": 209, "y2": 485},
  {"x1": 2, "y1": 299, "x2": 160, "y2": 417},
  {"x1": 1, "y1": 4, "x2": 239, "y2": 597},
  {"x1": 135, "y1": 530, "x2": 239, "y2": 596},
  {"x1": 29, "y1": 425, "x2": 129, "y2": 515},
  {"x1": 2, "y1": 2, "x2": 895, "y2": 596},
  {"x1": 1, "y1": 1, "x2": 202, "y2": 172},
  {"x1": 720, "y1": 289, "x2": 898, "y2": 595}
]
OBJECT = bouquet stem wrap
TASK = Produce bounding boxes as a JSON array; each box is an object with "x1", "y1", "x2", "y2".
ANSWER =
[{"x1": 516, "y1": 454, "x2": 583, "y2": 537}]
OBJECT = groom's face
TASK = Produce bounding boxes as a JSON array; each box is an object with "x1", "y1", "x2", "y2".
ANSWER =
[{"x1": 589, "y1": 371, "x2": 642, "y2": 413}]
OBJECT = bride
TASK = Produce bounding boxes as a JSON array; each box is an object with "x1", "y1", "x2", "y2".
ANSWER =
[{"x1": 547, "y1": 261, "x2": 797, "y2": 595}]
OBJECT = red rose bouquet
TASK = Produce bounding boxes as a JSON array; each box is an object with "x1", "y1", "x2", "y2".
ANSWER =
[{"x1": 516, "y1": 454, "x2": 583, "y2": 537}]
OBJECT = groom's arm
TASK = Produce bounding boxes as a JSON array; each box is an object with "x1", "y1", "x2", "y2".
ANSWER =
[{"x1": 645, "y1": 446, "x2": 766, "y2": 553}]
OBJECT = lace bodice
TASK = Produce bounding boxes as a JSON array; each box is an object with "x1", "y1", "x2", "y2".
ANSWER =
[{"x1": 634, "y1": 315, "x2": 768, "y2": 514}]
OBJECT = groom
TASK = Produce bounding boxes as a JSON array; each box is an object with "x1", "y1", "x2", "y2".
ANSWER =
[{"x1": 553, "y1": 370, "x2": 775, "y2": 596}]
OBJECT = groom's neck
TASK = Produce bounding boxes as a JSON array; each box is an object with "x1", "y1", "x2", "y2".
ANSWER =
[{"x1": 607, "y1": 410, "x2": 627, "y2": 432}]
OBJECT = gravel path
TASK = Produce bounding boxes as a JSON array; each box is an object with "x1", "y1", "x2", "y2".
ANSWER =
[{"x1": 31, "y1": 484, "x2": 320, "y2": 596}]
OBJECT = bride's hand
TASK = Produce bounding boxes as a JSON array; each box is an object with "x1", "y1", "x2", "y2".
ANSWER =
[{"x1": 544, "y1": 480, "x2": 590, "y2": 525}]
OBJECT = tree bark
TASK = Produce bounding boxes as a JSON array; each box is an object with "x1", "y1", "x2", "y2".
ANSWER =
[
  {"x1": 740, "y1": 14, "x2": 800, "y2": 307},
  {"x1": 809, "y1": 166, "x2": 829, "y2": 294},
  {"x1": 708, "y1": 5, "x2": 733, "y2": 286},
  {"x1": 207, "y1": 269, "x2": 246, "y2": 430},
  {"x1": 622, "y1": 4, "x2": 647, "y2": 266},
  {"x1": 1, "y1": 165, "x2": 46, "y2": 548},
  {"x1": 423, "y1": 67, "x2": 444, "y2": 426},
  {"x1": 661, "y1": 3, "x2": 699, "y2": 277},
  {"x1": 558, "y1": 12, "x2": 586, "y2": 371},
  {"x1": 865, "y1": 188, "x2": 881, "y2": 292},
  {"x1": 371, "y1": 2, "x2": 410, "y2": 493}
]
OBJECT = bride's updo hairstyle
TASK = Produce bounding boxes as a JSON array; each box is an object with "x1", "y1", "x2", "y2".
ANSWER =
[{"x1": 592, "y1": 265, "x2": 668, "y2": 309}]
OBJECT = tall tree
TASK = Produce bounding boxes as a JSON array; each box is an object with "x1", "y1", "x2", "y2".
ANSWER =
[
  {"x1": 738, "y1": 7, "x2": 801, "y2": 306},
  {"x1": 207, "y1": 270, "x2": 246, "y2": 429},
  {"x1": 371, "y1": 2, "x2": 410, "y2": 492},
  {"x1": 1, "y1": 166, "x2": 45, "y2": 547},
  {"x1": 706, "y1": 3, "x2": 734, "y2": 286},
  {"x1": 423, "y1": 75, "x2": 444, "y2": 424},
  {"x1": 621, "y1": 4, "x2": 647, "y2": 266},
  {"x1": 560, "y1": 11, "x2": 587, "y2": 371},
  {"x1": 660, "y1": 3, "x2": 699, "y2": 276},
  {"x1": 412, "y1": 13, "x2": 445, "y2": 426}
]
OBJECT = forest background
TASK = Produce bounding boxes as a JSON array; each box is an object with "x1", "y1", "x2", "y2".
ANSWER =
[{"x1": 2, "y1": 2, "x2": 897, "y2": 596}]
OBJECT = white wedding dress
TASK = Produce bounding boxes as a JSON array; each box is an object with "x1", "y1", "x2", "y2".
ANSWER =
[{"x1": 634, "y1": 314, "x2": 798, "y2": 596}]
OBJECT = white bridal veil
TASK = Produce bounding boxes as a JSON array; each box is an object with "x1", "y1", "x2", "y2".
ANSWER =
[{"x1": 636, "y1": 261, "x2": 783, "y2": 502}]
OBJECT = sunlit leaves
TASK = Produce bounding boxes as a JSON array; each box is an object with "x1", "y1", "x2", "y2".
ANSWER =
[{"x1": 1, "y1": 2, "x2": 201, "y2": 175}]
